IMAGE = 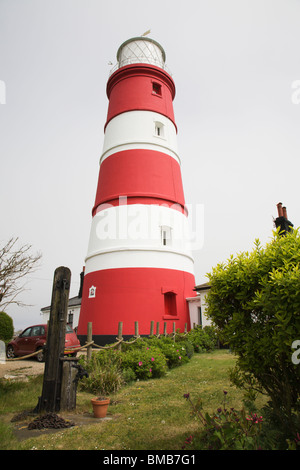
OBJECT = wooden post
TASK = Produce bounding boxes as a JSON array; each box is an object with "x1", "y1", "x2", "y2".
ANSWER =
[
  {"x1": 87, "y1": 322, "x2": 93, "y2": 361},
  {"x1": 117, "y1": 322, "x2": 123, "y2": 351},
  {"x1": 150, "y1": 321, "x2": 154, "y2": 336},
  {"x1": 172, "y1": 322, "x2": 176, "y2": 341},
  {"x1": 135, "y1": 321, "x2": 139, "y2": 338},
  {"x1": 60, "y1": 358, "x2": 79, "y2": 411},
  {"x1": 163, "y1": 322, "x2": 167, "y2": 337},
  {"x1": 38, "y1": 266, "x2": 71, "y2": 413},
  {"x1": 156, "y1": 322, "x2": 160, "y2": 336},
  {"x1": 184, "y1": 323, "x2": 187, "y2": 334}
]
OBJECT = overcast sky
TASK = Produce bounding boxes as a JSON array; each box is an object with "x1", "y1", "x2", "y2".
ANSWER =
[{"x1": 1, "y1": 0, "x2": 300, "y2": 330}]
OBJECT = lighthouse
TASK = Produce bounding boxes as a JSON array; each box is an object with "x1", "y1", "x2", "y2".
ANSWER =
[{"x1": 77, "y1": 36, "x2": 197, "y2": 344}]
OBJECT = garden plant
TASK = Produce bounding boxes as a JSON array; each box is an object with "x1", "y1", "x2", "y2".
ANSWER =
[{"x1": 205, "y1": 228, "x2": 300, "y2": 447}]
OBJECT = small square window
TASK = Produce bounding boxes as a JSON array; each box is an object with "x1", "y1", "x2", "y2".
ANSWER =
[
  {"x1": 154, "y1": 121, "x2": 164, "y2": 138},
  {"x1": 152, "y1": 82, "x2": 162, "y2": 96},
  {"x1": 161, "y1": 225, "x2": 172, "y2": 246},
  {"x1": 89, "y1": 285, "x2": 96, "y2": 298}
]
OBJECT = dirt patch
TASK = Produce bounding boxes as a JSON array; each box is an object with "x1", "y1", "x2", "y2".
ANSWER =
[
  {"x1": 0, "y1": 358, "x2": 44, "y2": 379},
  {"x1": 11, "y1": 410, "x2": 114, "y2": 441}
]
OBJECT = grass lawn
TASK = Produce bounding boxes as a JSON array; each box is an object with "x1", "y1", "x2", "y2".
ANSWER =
[{"x1": 0, "y1": 350, "x2": 266, "y2": 450}]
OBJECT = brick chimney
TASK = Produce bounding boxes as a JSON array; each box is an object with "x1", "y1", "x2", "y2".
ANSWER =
[{"x1": 275, "y1": 202, "x2": 293, "y2": 235}]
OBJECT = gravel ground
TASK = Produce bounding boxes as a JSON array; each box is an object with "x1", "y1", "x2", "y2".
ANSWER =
[
  {"x1": 0, "y1": 358, "x2": 45, "y2": 378},
  {"x1": 0, "y1": 351, "x2": 87, "y2": 379}
]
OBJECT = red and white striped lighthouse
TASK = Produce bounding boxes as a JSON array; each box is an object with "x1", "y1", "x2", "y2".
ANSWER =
[{"x1": 77, "y1": 36, "x2": 197, "y2": 344}]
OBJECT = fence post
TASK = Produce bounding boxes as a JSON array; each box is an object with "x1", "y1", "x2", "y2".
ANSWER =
[
  {"x1": 172, "y1": 322, "x2": 176, "y2": 341},
  {"x1": 156, "y1": 322, "x2": 160, "y2": 336},
  {"x1": 135, "y1": 321, "x2": 139, "y2": 338},
  {"x1": 150, "y1": 321, "x2": 154, "y2": 336},
  {"x1": 87, "y1": 322, "x2": 92, "y2": 361},
  {"x1": 163, "y1": 322, "x2": 167, "y2": 337},
  {"x1": 117, "y1": 322, "x2": 123, "y2": 351},
  {"x1": 184, "y1": 323, "x2": 187, "y2": 334}
]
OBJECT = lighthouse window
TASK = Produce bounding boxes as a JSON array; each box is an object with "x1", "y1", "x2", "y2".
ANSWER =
[
  {"x1": 152, "y1": 82, "x2": 162, "y2": 96},
  {"x1": 161, "y1": 226, "x2": 172, "y2": 246},
  {"x1": 164, "y1": 292, "x2": 177, "y2": 316},
  {"x1": 155, "y1": 121, "x2": 164, "y2": 138}
]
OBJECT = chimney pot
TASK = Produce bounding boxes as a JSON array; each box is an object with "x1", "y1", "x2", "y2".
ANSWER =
[
  {"x1": 277, "y1": 202, "x2": 283, "y2": 217},
  {"x1": 282, "y1": 206, "x2": 287, "y2": 219}
]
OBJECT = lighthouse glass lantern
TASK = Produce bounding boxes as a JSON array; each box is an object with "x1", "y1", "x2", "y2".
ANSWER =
[{"x1": 77, "y1": 36, "x2": 197, "y2": 344}]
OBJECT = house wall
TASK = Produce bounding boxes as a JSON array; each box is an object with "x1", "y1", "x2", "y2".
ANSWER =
[
  {"x1": 199, "y1": 290, "x2": 211, "y2": 327},
  {"x1": 187, "y1": 289, "x2": 211, "y2": 328},
  {"x1": 41, "y1": 305, "x2": 81, "y2": 331}
]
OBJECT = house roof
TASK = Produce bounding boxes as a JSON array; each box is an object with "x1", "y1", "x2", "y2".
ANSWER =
[{"x1": 194, "y1": 282, "x2": 211, "y2": 292}]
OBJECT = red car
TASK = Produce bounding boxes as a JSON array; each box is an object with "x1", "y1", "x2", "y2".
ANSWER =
[{"x1": 6, "y1": 324, "x2": 80, "y2": 362}]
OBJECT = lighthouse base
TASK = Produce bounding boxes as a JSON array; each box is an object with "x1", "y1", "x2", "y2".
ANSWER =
[{"x1": 77, "y1": 267, "x2": 196, "y2": 345}]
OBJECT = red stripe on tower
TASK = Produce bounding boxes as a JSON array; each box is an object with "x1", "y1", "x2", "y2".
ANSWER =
[{"x1": 77, "y1": 36, "x2": 197, "y2": 344}]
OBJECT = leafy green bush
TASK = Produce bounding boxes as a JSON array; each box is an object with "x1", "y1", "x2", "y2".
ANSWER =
[
  {"x1": 206, "y1": 229, "x2": 300, "y2": 436},
  {"x1": 0, "y1": 311, "x2": 13, "y2": 343},
  {"x1": 79, "y1": 350, "x2": 124, "y2": 395},
  {"x1": 186, "y1": 326, "x2": 218, "y2": 353},
  {"x1": 121, "y1": 344, "x2": 168, "y2": 379},
  {"x1": 143, "y1": 336, "x2": 190, "y2": 368},
  {"x1": 183, "y1": 391, "x2": 264, "y2": 450},
  {"x1": 78, "y1": 327, "x2": 214, "y2": 394}
]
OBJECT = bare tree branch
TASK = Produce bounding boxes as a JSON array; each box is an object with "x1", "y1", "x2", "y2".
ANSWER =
[{"x1": 0, "y1": 237, "x2": 42, "y2": 309}]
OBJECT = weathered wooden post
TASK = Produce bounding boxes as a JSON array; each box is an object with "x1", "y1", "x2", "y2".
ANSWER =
[
  {"x1": 163, "y1": 322, "x2": 167, "y2": 337},
  {"x1": 172, "y1": 322, "x2": 176, "y2": 341},
  {"x1": 134, "y1": 321, "x2": 139, "y2": 338},
  {"x1": 117, "y1": 322, "x2": 123, "y2": 351},
  {"x1": 38, "y1": 266, "x2": 71, "y2": 413},
  {"x1": 156, "y1": 322, "x2": 160, "y2": 336},
  {"x1": 150, "y1": 321, "x2": 154, "y2": 336},
  {"x1": 87, "y1": 322, "x2": 93, "y2": 361}
]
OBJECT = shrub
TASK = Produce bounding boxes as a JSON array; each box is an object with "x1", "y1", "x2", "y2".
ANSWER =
[
  {"x1": 143, "y1": 336, "x2": 191, "y2": 368},
  {"x1": 79, "y1": 350, "x2": 124, "y2": 395},
  {"x1": 183, "y1": 391, "x2": 264, "y2": 450},
  {"x1": 0, "y1": 311, "x2": 13, "y2": 343},
  {"x1": 206, "y1": 229, "x2": 300, "y2": 435},
  {"x1": 187, "y1": 326, "x2": 218, "y2": 353},
  {"x1": 122, "y1": 367, "x2": 137, "y2": 384},
  {"x1": 121, "y1": 345, "x2": 168, "y2": 379}
]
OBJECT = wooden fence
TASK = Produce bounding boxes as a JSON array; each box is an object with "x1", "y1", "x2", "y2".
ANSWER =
[
  {"x1": 6, "y1": 320, "x2": 191, "y2": 362},
  {"x1": 84, "y1": 320, "x2": 189, "y2": 361}
]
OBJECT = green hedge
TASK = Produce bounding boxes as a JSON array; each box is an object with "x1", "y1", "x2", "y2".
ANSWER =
[
  {"x1": 0, "y1": 312, "x2": 14, "y2": 344},
  {"x1": 79, "y1": 327, "x2": 217, "y2": 395}
]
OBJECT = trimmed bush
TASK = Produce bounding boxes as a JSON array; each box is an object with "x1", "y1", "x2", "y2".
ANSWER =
[
  {"x1": 121, "y1": 345, "x2": 168, "y2": 379},
  {"x1": 187, "y1": 325, "x2": 218, "y2": 353},
  {"x1": 0, "y1": 312, "x2": 14, "y2": 343}
]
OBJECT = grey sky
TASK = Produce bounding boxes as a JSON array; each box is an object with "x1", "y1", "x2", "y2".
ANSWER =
[{"x1": 1, "y1": 0, "x2": 300, "y2": 330}]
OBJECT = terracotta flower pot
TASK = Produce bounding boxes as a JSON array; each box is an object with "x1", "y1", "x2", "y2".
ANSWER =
[{"x1": 91, "y1": 397, "x2": 110, "y2": 418}]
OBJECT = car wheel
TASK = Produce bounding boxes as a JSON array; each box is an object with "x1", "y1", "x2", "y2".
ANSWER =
[
  {"x1": 6, "y1": 345, "x2": 15, "y2": 359},
  {"x1": 36, "y1": 348, "x2": 44, "y2": 362}
]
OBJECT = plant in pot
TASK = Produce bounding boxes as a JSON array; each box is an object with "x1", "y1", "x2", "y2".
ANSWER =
[
  {"x1": 78, "y1": 350, "x2": 124, "y2": 418},
  {"x1": 91, "y1": 396, "x2": 110, "y2": 418}
]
